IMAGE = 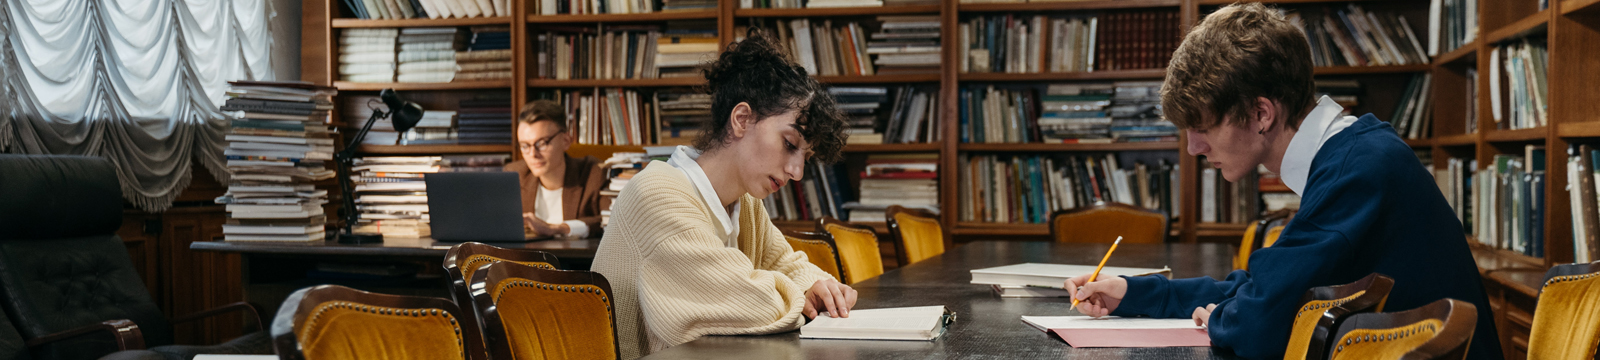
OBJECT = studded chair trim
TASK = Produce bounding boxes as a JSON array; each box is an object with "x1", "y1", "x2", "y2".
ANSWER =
[
  {"x1": 1329, "y1": 319, "x2": 1443, "y2": 360},
  {"x1": 1284, "y1": 290, "x2": 1367, "y2": 360},
  {"x1": 491, "y1": 279, "x2": 618, "y2": 360},
  {"x1": 299, "y1": 301, "x2": 467, "y2": 360}
]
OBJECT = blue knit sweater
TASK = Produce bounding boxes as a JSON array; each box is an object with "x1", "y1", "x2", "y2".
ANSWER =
[{"x1": 1112, "y1": 115, "x2": 1502, "y2": 360}]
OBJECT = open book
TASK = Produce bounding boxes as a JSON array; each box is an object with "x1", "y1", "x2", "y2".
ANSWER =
[
  {"x1": 1021, "y1": 316, "x2": 1210, "y2": 347},
  {"x1": 970, "y1": 263, "x2": 1171, "y2": 288},
  {"x1": 799, "y1": 305, "x2": 955, "y2": 341}
]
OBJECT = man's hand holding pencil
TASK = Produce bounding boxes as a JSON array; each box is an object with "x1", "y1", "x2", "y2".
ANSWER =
[{"x1": 1064, "y1": 236, "x2": 1129, "y2": 318}]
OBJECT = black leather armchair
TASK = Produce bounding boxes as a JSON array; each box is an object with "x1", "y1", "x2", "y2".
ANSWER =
[{"x1": 0, "y1": 155, "x2": 269, "y2": 360}]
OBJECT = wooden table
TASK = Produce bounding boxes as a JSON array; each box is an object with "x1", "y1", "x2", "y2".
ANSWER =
[
  {"x1": 189, "y1": 236, "x2": 598, "y2": 260},
  {"x1": 642, "y1": 241, "x2": 1243, "y2": 359}
]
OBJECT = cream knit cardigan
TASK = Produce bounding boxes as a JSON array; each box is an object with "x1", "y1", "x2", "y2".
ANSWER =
[{"x1": 592, "y1": 161, "x2": 833, "y2": 359}]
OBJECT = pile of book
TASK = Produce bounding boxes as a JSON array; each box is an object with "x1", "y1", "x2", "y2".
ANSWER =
[
  {"x1": 833, "y1": 87, "x2": 889, "y2": 145},
  {"x1": 348, "y1": 154, "x2": 512, "y2": 237},
  {"x1": 216, "y1": 81, "x2": 338, "y2": 242},
  {"x1": 1108, "y1": 81, "x2": 1176, "y2": 143},
  {"x1": 1562, "y1": 145, "x2": 1600, "y2": 263},
  {"x1": 882, "y1": 86, "x2": 938, "y2": 144},
  {"x1": 957, "y1": 154, "x2": 1177, "y2": 224},
  {"x1": 970, "y1": 263, "x2": 1170, "y2": 298},
  {"x1": 1472, "y1": 148, "x2": 1546, "y2": 257},
  {"x1": 547, "y1": 88, "x2": 655, "y2": 146},
  {"x1": 1198, "y1": 159, "x2": 1257, "y2": 224},
  {"x1": 533, "y1": 26, "x2": 666, "y2": 80},
  {"x1": 458, "y1": 25, "x2": 512, "y2": 81},
  {"x1": 405, "y1": 110, "x2": 459, "y2": 145},
  {"x1": 958, "y1": 15, "x2": 1098, "y2": 74},
  {"x1": 531, "y1": 0, "x2": 656, "y2": 14},
  {"x1": 1390, "y1": 73, "x2": 1434, "y2": 140},
  {"x1": 871, "y1": 16, "x2": 940, "y2": 75},
  {"x1": 1494, "y1": 39, "x2": 1548, "y2": 131},
  {"x1": 766, "y1": 163, "x2": 849, "y2": 222},
  {"x1": 398, "y1": 28, "x2": 464, "y2": 83},
  {"x1": 1286, "y1": 6, "x2": 1429, "y2": 67},
  {"x1": 598, "y1": 149, "x2": 667, "y2": 227},
  {"x1": 847, "y1": 153, "x2": 938, "y2": 222},
  {"x1": 1432, "y1": 0, "x2": 1478, "y2": 56},
  {"x1": 655, "y1": 89, "x2": 711, "y2": 146},
  {"x1": 657, "y1": 21, "x2": 718, "y2": 78},
  {"x1": 341, "y1": 0, "x2": 512, "y2": 19},
  {"x1": 1041, "y1": 83, "x2": 1113, "y2": 143},
  {"x1": 457, "y1": 94, "x2": 514, "y2": 145},
  {"x1": 340, "y1": 29, "x2": 398, "y2": 83}
]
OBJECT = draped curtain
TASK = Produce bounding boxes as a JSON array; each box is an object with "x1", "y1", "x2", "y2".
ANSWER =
[{"x1": 0, "y1": 0, "x2": 275, "y2": 211}]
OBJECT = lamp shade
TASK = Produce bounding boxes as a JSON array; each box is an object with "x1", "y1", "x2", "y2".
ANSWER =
[{"x1": 380, "y1": 89, "x2": 425, "y2": 134}]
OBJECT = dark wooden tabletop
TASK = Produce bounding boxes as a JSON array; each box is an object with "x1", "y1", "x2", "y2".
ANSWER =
[
  {"x1": 188, "y1": 235, "x2": 599, "y2": 259},
  {"x1": 641, "y1": 241, "x2": 1244, "y2": 360}
]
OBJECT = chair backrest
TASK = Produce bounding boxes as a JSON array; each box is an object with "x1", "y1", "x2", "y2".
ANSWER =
[
  {"x1": 1263, "y1": 225, "x2": 1287, "y2": 248},
  {"x1": 271, "y1": 285, "x2": 479, "y2": 360},
  {"x1": 1284, "y1": 273, "x2": 1396, "y2": 360},
  {"x1": 819, "y1": 217, "x2": 885, "y2": 285},
  {"x1": 780, "y1": 229, "x2": 844, "y2": 284},
  {"x1": 0, "y1": 155, "x2": 175, "y2": 358},
  {"x1": 1048, "y1": 202, "x2": 1168, "y2": 244},
  {"x1": 442, "y1": 242, "x2": 561, "y2": 359},
  {"x1": 1527, "y1": 261, "x2": 1600, "y2": 359},
  {"x1": 1328, "y1": 298, "x2": 1477, "y2": 360},
  {"x1": 886, "y1": 206, "x2": 945, "y2": 266},
  {"x1": 471, "y1": 262, "x2": 619, "y2": 360},
  {"x1": 1235, "y1": 222, "x2": 1260, "y2": 271}
]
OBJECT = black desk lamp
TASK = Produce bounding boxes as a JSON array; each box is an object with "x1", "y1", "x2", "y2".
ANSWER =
[{"x1": 333, "y1": 89, "x2": 423, "y2": 244}]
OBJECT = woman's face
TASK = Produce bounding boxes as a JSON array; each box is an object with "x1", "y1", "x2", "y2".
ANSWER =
[
  {"x1": 1185, "y1": 119, "x2": 1267, "y2": 182},
  {"x1": 728, "y1": 107, "x2": 810, "y2": 200}
]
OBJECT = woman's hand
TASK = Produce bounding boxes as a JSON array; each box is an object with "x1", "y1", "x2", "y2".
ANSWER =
[
  {"x1": 803, "y1": 279, "x2": 858, "y2": 319},
  {"x1": 1064, "y1": 274, "x2": 1127, "y2": 318},
  {"x1": 1192, "y1": 304, "x2": 1218, "y2": 327},
  {"x1": 523, "y1": 213, "x2": 565, "y2": 236}
]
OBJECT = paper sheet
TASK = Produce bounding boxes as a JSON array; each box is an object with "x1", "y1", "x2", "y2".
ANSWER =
[{"x1": 1021, "y1": 316, "x2": 1211, "y2": 348}]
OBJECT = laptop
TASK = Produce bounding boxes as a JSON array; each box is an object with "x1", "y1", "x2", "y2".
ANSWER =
[{"x1": 424, "y1": 172, "x2": 553, "y2": 242}]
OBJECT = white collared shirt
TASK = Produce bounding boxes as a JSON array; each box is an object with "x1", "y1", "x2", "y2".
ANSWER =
[
  {"x1": 666, "y1": 145, "x2": 741, "y2": 248},
  {"x1": 1280, "y1": 95, "x2": 1360, "y2": 196}
]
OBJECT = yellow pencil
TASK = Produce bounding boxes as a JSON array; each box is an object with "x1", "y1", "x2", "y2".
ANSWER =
[{"x1": 1072, "y1": 236, "x2": 1123, "y2": 309}]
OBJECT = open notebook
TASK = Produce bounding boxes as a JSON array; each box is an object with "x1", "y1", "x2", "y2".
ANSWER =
[
  {"x1": 1021, "y1": 316, "x2": 1210, "y2": 347},
  {"x1": 800, "y1": 305, "x2": 955, "y2": 341}
]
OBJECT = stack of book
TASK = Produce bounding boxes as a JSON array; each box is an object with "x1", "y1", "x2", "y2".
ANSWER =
[
  {"x1": 958, "y1": 15, "x2": 1098, "y2": 74},
  {"x1": 1390, "y1": 73, "x2": 1434, "y2": 140},
  {"x1": 216, "y1": 81, "x2": 338, "y2": 242},
  {"x1": 404, "y1": 110, "x2": 459, "y2": 145},
  {"x1": 1472, "y1": 148, "x2": 1546, "y2": 257},
  {"x1": 458, "y1": 25, "x2": 513, "y2": 81},
  {"x1": 970, "y1": 263, "x2": 1170, "y2": 298},
  {"x1": 1562, "y1": 145, "x2": 1600, "y2": 263},
  {"x1": 598, "y1": 149, "x2": 664, "y2": 227},
  {"x1": 1108, "y1": 81, "x2": 1176, "y2": 143},
  {"x1": 457, "y1": 95, "x2": 514, "y2": 145},
  {"x1": 1286, "y1": 5, "x2": 1430, "y2": 67},
  {"x1": 339, "y1": 29, "x2": 398, "y2": 83},
  {"x1": 833, "y1": 87, "x2": 889, "y2": 145},
  {"x1": 882, "y1": 86, "x2": 938, "y2": 144},
  {"x1": 1494, "y1": 38, "x2": 1548, "y2": 131},
  {"x1": 1432, "y1": 0, "x2": 1478, "y2": 56},
  {"x1": 1040, "y1": 84, "x2": 1113, "y2": 143},
  {"x1": 549, "y1": 88, "x2": 655, "y2": 145},
  {"x1": 348, "y1": 154, "x2": 513, "y2": 237},
  {"x1": 848, "y1": 153, "x2": 938, "y2": 222},
  {"x1": 531, "y1": 0, "x2": 655, "y2": 14},
  {"x1": 957, "y1": 154, "x2": 1177, "y2": 224},
  {"x1": 872, "y1": 16, "x2": 939, "y2": 75},
  {"x1": 655, "y1": 89, "x2": 711, "y2": 146},
  {"x1": 766, "y1": 163, "x2": 849, "y2": 222},
  {"x1": 397, "y1": 28, "x2": 464, "y2": 83},
  {"x1": 1198, "y1": 158, "x2": 1258, "y2": 224},
  {"x1": 657, "y1": 21, "x2": 718, "y2": 78}
]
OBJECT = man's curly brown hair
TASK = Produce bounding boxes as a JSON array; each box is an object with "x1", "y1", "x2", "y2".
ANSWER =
[
  {"x1": 1162, "y1": 3, "x2": 1316, "y2": 131},
  {"x1": 697, "y1": 31, "x2": 847, "y2": 164}
]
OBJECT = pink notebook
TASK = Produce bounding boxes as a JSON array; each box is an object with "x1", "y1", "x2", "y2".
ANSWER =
[{"x1": 1051, "y1": 328, "x2": 1212, "y2": 347}]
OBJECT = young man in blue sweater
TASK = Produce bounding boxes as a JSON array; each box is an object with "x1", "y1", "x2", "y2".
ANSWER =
[{"x1": 1064, "y1": 3, "x2": 1503, "y2": 359}]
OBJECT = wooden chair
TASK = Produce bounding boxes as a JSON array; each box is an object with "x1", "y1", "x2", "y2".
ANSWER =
[
  {"x1": 886, "y1": 206, "x2": 945, "y2": 266},
  {"x1": 1237, "y1": 210, "x2": 1294, "y2": 271},
  {"x1": 271, "y1": 285, "x2": 481, "y2": 360},
  {"x1": 1048, "y1": 202, "x2": 1168, "y2": 244},
  {"x1": 1284, "y1": 273, "x2": 1396, "y2": 360},
  {"x1": 1526, "y1": 261, "x2": 1600, "y2": 359},
  {"x1": 442, "y1": 242, "x2": 562, "y2": 359},
  {"x1": 470, "y1": 261, "x2": 620, "y2": 360},
  {"x1": 818, "y1": 217, "x2": 886, "y2": 284},
  {"x1": 1328, "y1": 298, "x2": 1478, "y2": 360},
  {"x1": 780, "y1": 229, "x2": 845, "y2": 283}
]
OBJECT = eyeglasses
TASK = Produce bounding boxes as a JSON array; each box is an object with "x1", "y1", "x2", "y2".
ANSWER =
[{"x1": 518, "y1": 130, "x2": 566, "y2": 153}]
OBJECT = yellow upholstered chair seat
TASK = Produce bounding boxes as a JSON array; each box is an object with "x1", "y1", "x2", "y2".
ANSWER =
[
  {"x1": 889, "y1": 208, "x2": 944, "y2": 265},
  {"x1": 1286, "y1": 291, "x2": 1367, "y2": 360},
  {"x1": 299, "y1": 301, "x2": 467, "y2": 360},
  {"x1": 461, "y1": 254, "x2": 556, "y2": 286},
  {"x1": 1329, "y1": 319, "x2": 1443, "y2": 360},
  {"x1": 1527, "y1": 271, "x2": 1600, "y2": 359},
  {"x1": 492, "y1": 279, "x2": 617, "y2": 360},
  {"x1": 783, "y1": 232, "x2": 844, "y2": 283},
  {"x1": 1049, "y1": 203, "x2": 1167, "y2": 244},
  {"x1": 822, "y1": 221, "x2": 885, "y2": 284}
]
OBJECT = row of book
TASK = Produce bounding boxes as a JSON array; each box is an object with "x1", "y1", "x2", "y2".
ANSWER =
[
  {"x1": 1389, "y1": 73, "x2": 1435, "y2": 140},
  {"x1": 1431, "y1": 0, "x2": 1477, "y2": 56},
  {"x1": 530, "y1": 0, "x2": 666, "y2": 15},
  {"x1": 1286, "y1": 5, "x2": 1430, "y2": 68},
  {"x1": 1564, "y1": 145, "x2": 1600, "y2": 263},
  {"x1": 1492, "y1": 39, "x2": 1548, "y2": 131},
  {"x1": 1461, "y1": 148, "x2": 1547, "y2": 258},
  {"x1": 546, "y1": 88, "x2": 658, "y2": 146},
  {"x1": 759, "y1": 153, "x2": 939, "y2": 223},
  {"x1": 340, "y1": 0, "x2": 510, "y2": 19},
  {"x1": 346, "y1": 155, "x2": 513, "y2": 237},
  {"x1": 957, "y1": 153, "x2": 1177, "y2": 224},
  {"x1": 817, "y1": 86, "x2": 941, "y2": 145},
  {"x1": 742, "y1": 0, "x2": 931, "y2": 9},
  {"x1": 216, "y1": 81, "x2": 338, "y2": 242},
  {"x1": 960, "y1": 81, "x2": 1174, "y2": 144},
  {"x1": 958, "y1": 10, "x2": 1179, "y2": 74},
  {"x1": 1199, "y1": 160, "x2": 1259, "y2": 224},
  {"x1": 531, "y1": 22, "x2": 717, "y2": 80},
  {"x1": 338, "y1": 27, "x2": 514, "y2": 83},
  {"x1": 754, "y1": 16, "x2": 941, "y2": 77}
]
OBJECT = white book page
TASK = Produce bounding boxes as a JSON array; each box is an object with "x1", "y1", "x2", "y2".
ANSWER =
[{"x1": 1021, "y1": 316, "x2": 1202, "y2": 331}]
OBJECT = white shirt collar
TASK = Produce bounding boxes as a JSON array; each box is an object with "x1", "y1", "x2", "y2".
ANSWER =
[
  {"x1": 665, "y1": 145, "x2": 740, "y2": 247},
  {"x1": 1279, "y1": 96, "x2": 1360, "y2": 196}
]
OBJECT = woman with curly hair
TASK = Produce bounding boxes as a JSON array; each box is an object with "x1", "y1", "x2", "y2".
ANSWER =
[{"x1": 590, "y1": 32, "x2": 853, "y2": 359}]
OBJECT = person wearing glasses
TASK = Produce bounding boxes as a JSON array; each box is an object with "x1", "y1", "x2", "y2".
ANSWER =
[{"x1": 503, "y1": 100, "x2": 606, "y2": 238}]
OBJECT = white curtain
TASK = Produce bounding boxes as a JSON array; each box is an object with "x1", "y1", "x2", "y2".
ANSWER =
[{"x1": 0, "y1": 0, "x2": 275, "y2": 211}]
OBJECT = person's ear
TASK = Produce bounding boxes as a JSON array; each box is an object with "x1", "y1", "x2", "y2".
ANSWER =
[
  {"x1": 730, "y1": 102, "x2": 754, "y2": 140},
  {"x1": 1254, "y1": 97, "x2": 1276, "y2": 135}
]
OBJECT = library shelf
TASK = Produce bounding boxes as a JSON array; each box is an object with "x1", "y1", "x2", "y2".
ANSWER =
[
  {"x1": 330, "y1": 16, "x2": 514, "y2": 28},
  {"x1": 952, "y1": 222, "x2": 1049, "y2": 236},
  {"x1": 1312, "y1": 65, "x2": 1433, "y2": 75},
  {"x1": 957, "y1": 69, "x2": 1166, "y2": 82},
  {"x1": 1432, "y1": 41, "x2": 1479, "y2": 66},
  {"x1": 1557, "y1": 121, "x2": 1600, "y2": 138},
  {"x1": 1467, "y1": 240, "x2": 1545, "y2": 270},
  {"x1": 734, "y1": 5, "x2": 940, "y2": 18},
  {"x1": 356, "y1": 144, "x2": 515, "y2": 155},
  {"x1": 334, "y1": 80, "x2": 513, "y2": 91},
  {"x1": 1434, "y1": 133, "x2": 1479, "y2": 146},
  {"x1": 1483, "y1": 127, "x2": 1547, "y2": 142},
  {"x1": 1403, "y1": 138, "x2": 1432, "y2": 147},
  {"x1": 960, "y1": 0, "x2": 1180, "y2": 12},
  {"x1": 817, "y1": 74, "x2": 940, "y2": 84},
  {"x1": 525, "y1": 11, "x2": 718, "y2": 23},
  {"x1": 1485, "y1": 9, "x2": 1551, "y2": 45},
  {"x1": 842, "y1": 143, "x2": 942, "y2": 153},
  {"x1": 1564, "y1": 0, "x2": 1600, "y2": 15},
  {"x1": 958, "y1": 142, "x2": 1180, "y2": 152},
  {"x1": 525, "y1": 77, "x2": 706, "y2": 88}
]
